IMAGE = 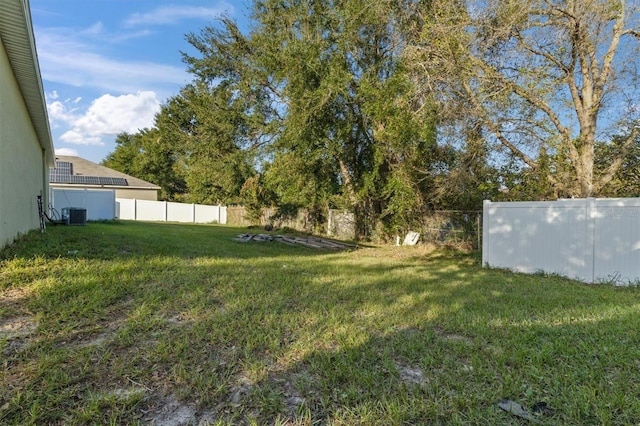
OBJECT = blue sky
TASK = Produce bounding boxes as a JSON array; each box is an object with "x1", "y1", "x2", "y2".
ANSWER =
[{"x1": 30, "y1": 0, "x2": 251, "y2": 163}]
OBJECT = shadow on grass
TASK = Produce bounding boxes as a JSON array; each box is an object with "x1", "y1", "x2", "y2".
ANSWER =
[
  {"x1": 231, "y1": 264, "x2": 640, "y2": 424},
  {"x1": 123, "y1": 251, "x2": 640, "y2": 424},
  {"x1": 0, "y1": 220, "x2": 342, "y2": 261},
  {"x1": 3, "y1": 221, "x2": 640, "y2": 424},
  {"x1": 241, "y1": 309, "x2": 640, "y2": 424}
]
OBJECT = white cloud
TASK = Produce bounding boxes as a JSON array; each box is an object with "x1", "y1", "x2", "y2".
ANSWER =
[
  {"x1": 48, "y1": 100, "x2": 79, "y2": 125},
  {"x1": 60, "y1": 130, "x2": 103, "y2": 146},
  {"x1": 35, "y1": 26, "x2": 188, "y2": 94},
  {"x1": 55, "y1": 147, "x2": 79, "y2": 156},
  {"x1": 125, "y1": 4, "x2": 235, "y2": 26},
  {"x1": 82, "y1": 21, "x2": 105, "y2": 36},
  {"x1": 76, "y1": 92, "x2": 160, "y2": 134},
  {"x1": 51, "y1": 91, "x2": 161, "y2": 146}
]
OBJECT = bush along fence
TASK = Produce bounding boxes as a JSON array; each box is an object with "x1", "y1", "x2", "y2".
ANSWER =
[
  {"x1": 116, "y1": 199, "x2": 227, "y2": 224},
  {"x1": 226, "y1": 207, "x2": 355, "y2": 239},
  {"x1": 225, "y1": 206, "x2": 481, "y2": 247},
  {"x1": 115, "y1": 199, "x2": 481, "y2": 246},
  {"x1": 417, "y1": 210, "x2": 482, "y2": 248},
  {"x1": 483, "y1": 198, "x2": 640, "y2": 284},
  {"x1": 225, "y1": 206, "x2": 314, "y2": 232}
]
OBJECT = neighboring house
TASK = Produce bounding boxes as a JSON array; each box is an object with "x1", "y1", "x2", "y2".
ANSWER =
[
  {"x1": 0, "y1": 0, "x2": 55, "y2": 248},
  {"x1": 50, "y1": 156, "x2": 161, "y2": 201}
]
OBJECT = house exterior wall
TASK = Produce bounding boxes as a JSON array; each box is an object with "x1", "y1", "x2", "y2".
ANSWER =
[
  {"x1": 49, "y1": 185, "x2": 158, "y2": 201},
  {"x1": 115, "y1": 188, "x2": 158, "y2": 201},
  {"x1": 0, "y1": 39, "x2": 47, "y2": 248}
]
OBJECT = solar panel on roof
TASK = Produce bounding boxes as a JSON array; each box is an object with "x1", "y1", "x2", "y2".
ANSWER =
[
  {"x1": 50, "y1": 161, "x2": 74, "y2": 183},
  {"x1": 100, "y1": 177, "x2": 128, "y2": 185},
  {"x1": 50, "y1": 159, "x2": 129, "y2": 186},
  {"x1": 85, "y1": 176, "x2": 100, "y2": 185},
  {"x1": 73, "y1": 176, "x2": 128, "y2": 185},
  {"x1": 56, "y1": 161, "x2": 73, "y2": 175}
]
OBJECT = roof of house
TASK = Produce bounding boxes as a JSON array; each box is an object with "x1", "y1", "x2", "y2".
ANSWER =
[
  {"x1": 0, "y1": 0, "x2": 54, "y2": 166},
  {"x1": 51, "y1": 156, "x2": 161, "y2": 190}
]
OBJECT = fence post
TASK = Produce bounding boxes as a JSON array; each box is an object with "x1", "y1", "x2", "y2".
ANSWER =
[
  {"x1": 477, "y1": 212, "x2": 481, "y2": 249},
  {"x1": 331, "y1": 210, "x2": 335, "y2": 237},
  {"x1": 586, "y1": 198, "x2": 596, "y2": 283},
  {"x1": 481, "y1": 200, "x2": 491, "y2": 267}
]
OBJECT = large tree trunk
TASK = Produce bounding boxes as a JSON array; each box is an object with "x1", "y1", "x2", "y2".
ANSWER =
[{"x1": 408, "y1": 0, "x2": 640, "y2": 199}]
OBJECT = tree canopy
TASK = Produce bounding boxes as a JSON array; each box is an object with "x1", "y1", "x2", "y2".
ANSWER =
[
  {"x1": 407, "y1": 0, "x2": 640, "y2": 198},
  {"x1": 104, "y1": 0, "x2": 640, "y2": 239}
]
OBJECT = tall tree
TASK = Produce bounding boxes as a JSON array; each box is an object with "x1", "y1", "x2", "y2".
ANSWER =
[
  {"x1": 155, "y1": 82, "x2": 257, "y2": 205},
  {"x1": 595, "y1": 127, "x2": 640, "y2": 197},
  {"x1": 181, "y1": 0, "x2": 440, "y2": 238},
  {"x1": 102, "y1": 129, "x2": 187, "y2": 201},
  {"x1": 109, "y1": 1, "x2": 496, "y2": 238},
  {"x1": 253, "y1": 0, "x2": 438, "y2": 237},
  {"x1": 180, "y1": 18, "x2": 282, "y2": 205},
  {"x1": 408, "y1": 0, "x2": 640, "y2": 198}
]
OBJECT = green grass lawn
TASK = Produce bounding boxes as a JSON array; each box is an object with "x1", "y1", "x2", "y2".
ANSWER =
[{"x1": 1, "y1": 221, "x2": 640, "y2": 425}]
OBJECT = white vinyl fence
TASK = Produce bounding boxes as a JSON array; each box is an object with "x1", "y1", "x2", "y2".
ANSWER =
[
  {"x1": 482, "y1": 198, "x2": 640, "y2": 284},
  {"x1": 50, "y1": 188, "x2": 116, "y2": 221},
  {"x1": 116, "y1": 198, "x2": 227, "y2": 224}
]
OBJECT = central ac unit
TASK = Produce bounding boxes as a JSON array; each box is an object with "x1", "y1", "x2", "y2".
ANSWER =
[{"x1": 61, "y1": 207, "x2": 87, "y2": 225}]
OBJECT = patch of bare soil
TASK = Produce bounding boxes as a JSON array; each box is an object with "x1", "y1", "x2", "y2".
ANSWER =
[
  {"x1": 0, "y1": 316, "x2": 35, "y2": 339},
  {"x1": 229, "y1": 375, "x2": 254, "y2": 407},
  {"x1": 435, "y1": 326, "x2": 474, "y2": 345},
  {"x1": 0, "y1": 316, "x2": 36, "y2": 355},
  {"x1": 74, "y1": 332, "x2": 110, "y2": 349},
  {"x1": 56, "y1": 316, "x2": 126, "y2": 349},
  {"x1": 396, "y1": 362, "x2": 429, "y2": 386},
  {"x1": 0, "y1": 287, "x2": 34, "y2": 330},
  {"x1": 441, "y1": 333, "x2": 473, "y2": 344},
  {"x1": 283, "y1": 380, "x2": 305, "y2": 414},
  {"x1": 0, "y1": 287, "x2": 31, "y2": 308},
  {"x1": 141, "y1": 393, "x2": 218, "y2": 426}
]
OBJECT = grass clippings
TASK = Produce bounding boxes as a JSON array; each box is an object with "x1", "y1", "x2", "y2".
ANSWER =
[{"x1": 1, "y1": 221, "x2": 640, "y2": 424}]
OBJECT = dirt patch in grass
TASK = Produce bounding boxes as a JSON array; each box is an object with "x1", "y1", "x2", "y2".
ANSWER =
[
  {"x1": 0, "y1": 287, "x2": 33, "y2": 317},
  {"x1": 141, "y1": 393, "x2": 218, "y2": 426},
  {"x1": 396, "y1": 362, "x2": 429, "y2": 386},
  {"x1": 0, "y1": 316, "x2": 36, "y2": 356},
  {"x1": 74, "y1": 331, "x2": 111, "y2": 349},
  {"x1": 435, "y1": 325, "x2": 474, "y2": 345},
  {"x1": 229, "y1": 375, "x2": 254, "y2": 407},
  {"x1": 283, "y1": 380, "x2": 305, "y2": 414},
  {"x1": 0, "y1": 316, "x2": 36, "y2": 339},
  {"x1": 54, "y1": 316, "x2": 126, "y2": 349}
]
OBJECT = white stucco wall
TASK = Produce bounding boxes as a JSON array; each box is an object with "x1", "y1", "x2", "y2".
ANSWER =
[
  {"x1": 114, "y1": 188, "x2": 158, "y2": 201},
  {"x1": 49, "y1": 186, "x2": 159, "y2": 202},
  {"x1": 0, "y1": 39, "x2": 47, "y2": 248}
]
